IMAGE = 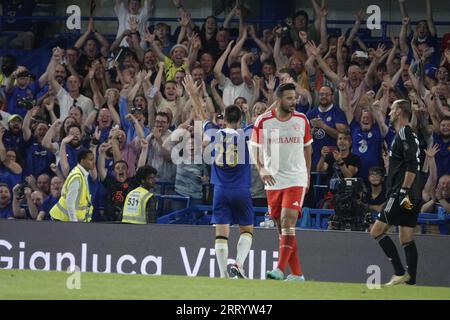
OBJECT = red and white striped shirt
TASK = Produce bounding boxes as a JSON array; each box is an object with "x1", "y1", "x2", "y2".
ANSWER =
[{"x1": 250, "y1": 110, "x2": 313, "y2": 190}]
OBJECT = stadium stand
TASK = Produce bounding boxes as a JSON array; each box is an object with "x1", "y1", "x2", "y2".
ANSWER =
[{"x1": 0, "y1": 0, "x2": 449, "y2": 235}]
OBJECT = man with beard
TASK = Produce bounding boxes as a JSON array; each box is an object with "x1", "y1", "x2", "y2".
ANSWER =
[
  {"x1": 22, "y1": 108, "x2": 55, "y2": 178},
  {"x1": 370, "y1": 99, "x2": 421, "y2": 286},
  {"x1": 49, "y1": 48, "x2": 94, "y2": 121},
  {"x1": 306, "y1": 86, "x2": 347, "y2": 169},
  {"x1": 316, "y1": 131, "x2": 360, "y2": 183},
  {"x1": 5, "y1": 66, "x2": 49, "y2": 118},
  {"x1": 37, "y1": 176, "x2": 64, "y2": 221},
  {"x1": 146, "y1": 112, "x2": 175, "y2": 187},
  {"x1": 309, "y1": 42, "x2": 386, "y2": 122},
  {"x1": 98, "y1": 138, "x2": 148, "y2": 221},
  {"x1": 143, "y1": 49, "x2": 158, "y2": 82},
  {"x1": 2, "y1": 115, "x2": 26, "y2": 160},
  {"x1": 37, "y1": 63, "x2": 67, "y2": 100},
  {"x1": 214, "y1": 41, "x2": 253, "y2": 107},
  {"x1": 250, "y1": 83, "x2": 312, "y2": 282},
  {"x1": 59, "y1": 125, "x2": 86, "y2": 178},
  {"x1": 340, "y1": 90, "x2": 389, "y2": 181}
]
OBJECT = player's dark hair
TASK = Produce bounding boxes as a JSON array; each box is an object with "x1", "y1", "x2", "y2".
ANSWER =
[
  {"x1": 77, "y1": 149, "x2": 93, "y2": 163},
  {"x1": 224, "y1": 105, "x2": 242, "y2": 124},
  {"x1": 135, "y1": 165, "x2": 158, "y2": 184},
  {"x1": 276, "y1": 83, "x2": 296, "y2": 98}
]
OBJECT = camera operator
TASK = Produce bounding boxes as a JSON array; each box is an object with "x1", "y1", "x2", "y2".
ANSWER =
[{"x1": 317, "y1": 131, "x2": 360, "y2": 193}]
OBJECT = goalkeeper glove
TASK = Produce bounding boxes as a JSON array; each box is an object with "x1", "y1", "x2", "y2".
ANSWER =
[{"x1": 399, "y1": 188, "x2": 413, "y2": 211}]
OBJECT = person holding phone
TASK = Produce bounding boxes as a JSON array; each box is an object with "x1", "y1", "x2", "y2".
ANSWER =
[{"x1": 316, "y1": 131, "x2": 360, "y2": 184}]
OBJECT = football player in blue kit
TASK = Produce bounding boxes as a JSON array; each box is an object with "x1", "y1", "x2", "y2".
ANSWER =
[{"x1": 207, "y1": 104, "x2": 254, "y2": 279}]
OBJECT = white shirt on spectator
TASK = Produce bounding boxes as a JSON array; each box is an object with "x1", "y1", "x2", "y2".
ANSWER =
[
  {"x1": 220, "y1": 78, "x2": 253, "y2": 107},
  {"x1": 114, "y1": 0, "x2": 151, "y2": 47},
  {"x1": 57, "y1": 87, "x2": 94, "y2": 121}
]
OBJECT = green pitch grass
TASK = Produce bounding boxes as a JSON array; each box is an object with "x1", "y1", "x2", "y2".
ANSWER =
[{"x1": 1, "y1": 270, "x2": 449, "y2": 300}]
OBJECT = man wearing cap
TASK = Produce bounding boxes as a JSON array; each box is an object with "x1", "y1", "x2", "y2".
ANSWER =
[
  {"x1": 144, "y1": 30, "x2": 191, "y2": 81},
  {"x1": 4, "y1": 66, "x2": 49, "y2": 118},
  {"x1": 2, "y1": 114, "x2": 26, "y2": 160}
]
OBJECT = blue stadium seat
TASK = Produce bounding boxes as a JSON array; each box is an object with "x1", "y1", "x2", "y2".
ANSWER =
[
  {"x1": 300, "y1": 208, "x2": 334, "y2": 229},
  {"x1": 418, "y1": 211, "x2": 449, "y2": 235}
]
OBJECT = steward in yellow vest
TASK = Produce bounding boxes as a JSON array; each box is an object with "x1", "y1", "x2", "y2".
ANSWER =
[
  {"x1": 50, "y1": 150, "x2": 95, "y2": 222},
  {"x1": 122, "y1": 166, "x2": 158, "y2": 224}
]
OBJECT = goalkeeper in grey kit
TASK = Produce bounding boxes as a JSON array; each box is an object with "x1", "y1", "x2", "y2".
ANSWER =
[{"x1": 370, "y1": 100, "x2": 421, "y2": 286}]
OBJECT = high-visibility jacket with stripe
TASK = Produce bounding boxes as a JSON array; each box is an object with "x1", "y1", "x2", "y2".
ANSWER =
[
  {"x1": 50, "y1": 166, "x2": 92, "y2": 222},
  {"x1": 122, "y1": 187, "x2": 154, "y2": 224}
]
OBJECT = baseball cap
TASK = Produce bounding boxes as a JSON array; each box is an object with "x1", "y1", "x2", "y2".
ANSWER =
[
  {"x1": 8, "y1": 114, "x2": 23, "y2": 122},
  {"x1": 16, "y1": 70, "x2": 32, "y2": 78},
  {"x1": 131, "y1": 106, "x2": 145, "y2": 114},
  {"x1": 354, "y1": 51, "x2": 369, "y2": 59},
  {"x1": 170, "y1": 44, "x2": 188, "y2": 56}
]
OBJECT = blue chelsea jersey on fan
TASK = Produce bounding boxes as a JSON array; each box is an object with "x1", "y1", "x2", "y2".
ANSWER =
[{"x1": 210, "y1": 127, "x2": 252, "y2": 189}]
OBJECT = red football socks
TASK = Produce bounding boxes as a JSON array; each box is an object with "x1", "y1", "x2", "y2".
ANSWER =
[
  {"x1": 288, "y1": 239, "x2": 303, "y2": 276},
  {"x1": 277, "y1": 235, "x2": 295, "y2": 272}
]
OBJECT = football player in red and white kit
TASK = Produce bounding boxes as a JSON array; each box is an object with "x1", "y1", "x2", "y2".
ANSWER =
[{"x1": 250, "y1": 83, "x2": 313, "y2": 281}]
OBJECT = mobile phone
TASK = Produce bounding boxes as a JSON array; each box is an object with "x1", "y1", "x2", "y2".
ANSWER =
[{"x1": 327, "y1": 146, "x2": 337, "y2": 153}]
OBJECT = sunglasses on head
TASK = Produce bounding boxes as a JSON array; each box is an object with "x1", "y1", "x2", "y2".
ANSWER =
[{"x1": 131, "y1": 107, "x2": 144, "y2": 113}]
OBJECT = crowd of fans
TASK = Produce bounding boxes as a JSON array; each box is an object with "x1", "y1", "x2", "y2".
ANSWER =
[{"x1": 0, "y1": 0, "x2": 449, "y2": 229}]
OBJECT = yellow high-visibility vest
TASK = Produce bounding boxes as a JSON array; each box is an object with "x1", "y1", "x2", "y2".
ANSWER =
[
  {"x1": 122, "y1": 187, "x2": 154, "y2": 224},
  {"x1": 50, "y1": 166, "x2": 92, "y2": 222}
]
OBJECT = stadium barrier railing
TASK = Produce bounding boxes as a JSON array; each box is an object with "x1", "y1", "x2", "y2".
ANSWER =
[{"x1": 156, "y1": 203, "x2": 450, "y2": 234}]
